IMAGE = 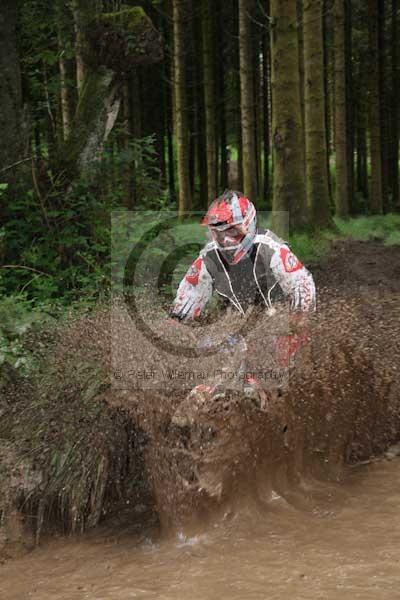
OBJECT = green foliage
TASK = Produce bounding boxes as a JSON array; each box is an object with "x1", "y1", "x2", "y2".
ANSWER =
[
  {"x1": 335, "y1": 214, "x2": 400, "y2": 244},
  {"x1": 289, "y1": 214, "x2": 400, "y2": 264},
  {"x1": 18, "y1": 0, "x2": 70, "y2": 128},
  {"x1": 0, "y1": 295, "x2": 37, "y2": 371},
  {"x1": 1, "y1": 135, "x2": 165, "y2": 306},
  {"x1": 104, "y1": 131, "x2": 167, "y2": 208},
  {"x1": 289, "y1": 232, "x2": 333, "y2": 265},
  {"x1": 1, "y1": 133, "x2": 167, "y2": 380},
  {"x1": 0, "y1": 294, "x2": 58, "y2": 374}
]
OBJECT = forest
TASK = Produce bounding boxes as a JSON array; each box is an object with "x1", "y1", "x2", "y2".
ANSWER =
[
  {"x1": 1, "y1": 0, "x2": 399, "y2": 312},
  {"x1": 1, "y1": 0, "x2": 400, "y2": 578}
]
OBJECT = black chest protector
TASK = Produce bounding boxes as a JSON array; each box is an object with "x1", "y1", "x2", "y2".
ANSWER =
[{"x1": 203, "y1": 240, "x2": 281, "y2": 313}]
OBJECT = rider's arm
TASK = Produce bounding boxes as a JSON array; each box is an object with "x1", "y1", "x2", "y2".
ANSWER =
[
  {"x1": 270, "y1": 244, "x2": 316, "y2": 312},
  {"x1": 270, "y1": 244, "x2": 315, "y2": 366},
  {"x1": 170, "y1": 256, "x2": 213, "y2": 321}
]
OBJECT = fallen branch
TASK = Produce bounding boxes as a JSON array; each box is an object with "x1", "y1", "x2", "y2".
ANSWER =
[
  {"x1": 0, "y1": 265, "x2": 52, "y2": 278},
  {"x1": 31, "y1": 157, "x2": 51, "y2": 231},
  {"x1": 0, "y1": 157, "x2": 32, "y2": 174}
]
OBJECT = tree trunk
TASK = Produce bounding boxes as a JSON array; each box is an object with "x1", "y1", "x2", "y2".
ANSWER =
[
  {"x1": 72, "y1": 0, "x2": 87, "y2": 95},
  {"x1": 345, "y1": 0, "x2": 355, "y2": 213},
  {"x1": 0, "y1": 0, "x2": 23, "y2": 193},
  {"x1": 161, "y1": 0, "x2": 176, "y2": 202},
  {"x1": 218, "y1": 72, "x2": 228, "y2": 192},
  {"x1": 323, "y1": 0, "x2": 333, "y2": 204},
  {"x1": 303, "y1": 0, "x2": 333, "y2": 228},
  {"x1": 297, "y1": 0, "x2": 306, "y2": 152},
  {"x1": 378, "y1": 0, "x2": 389, "y2": 211},
  {"x1": 130, "y1": 69, "x2": 141, "y2": 205},
  {"x1": 262, "y1": 23, "x2": 271, "y2": 202},
  {"x1": 253, "y1": 32, "x2": 262, "y2": 199},
  {"x1": 123, "y1": 81, "x2": 134, "y2": 208},
  {"x1": 334, "y1": 0, "x2": 349, "y2": 217},
  {"x1": 58, "y1": 47, "x2": 72, "y2": 141},
  {"x1": 270, "y1": 0, "x2": 308, "y2": 235},
  {"x1": 368, "y1": 0, "x2": 384, "y2": 214},
  {"x1": 57, "y1": 2, "x2": 73, "y2": 141},
  {"x1": 192, "y1": 3, "x2": 207, "y2": 207},
  {"x1": 217, "y1": 0, "x2": 228, "y2": 191},
  {"x1": 64, "y1": 69, "x2": 121, "y2": 177},
  {"x1": 356, "y1": 107, "x2": 368, "y2": 201},
  {"x1": 187, "y1": 0, "x2": 197, "y2": 203},
  {"x1": 173, "y1": 0, "x2": 192, "y2": 215},
  {"x1": 166, "y1": 90, "x2": 176, "y2": 202},
  {"x1": 156, "y1": 64, "x2": 166, "y2": 185},
  {"x1": 196, "y1": 95, "x2": 208, "y2": 207},
  {"x1": 239, "y1": 0, "x2": 258, "y2": 201},
  {"x1": 60, "y1": 7, "x2": 162, "y2": 183},
  {"x1": 391, "y1": 0, "x2": 399, "y2": 208},
  {"x1": 353, "y1": 8, "x2": 369, "y2": 208},
  {"x1": 202, "y1": 0, "x2": 217, "y2": 202}
]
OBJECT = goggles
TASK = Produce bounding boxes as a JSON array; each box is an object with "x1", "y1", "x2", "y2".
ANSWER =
[{"x1": 209, "y1": 223, "x2": 245, "y2": 248}]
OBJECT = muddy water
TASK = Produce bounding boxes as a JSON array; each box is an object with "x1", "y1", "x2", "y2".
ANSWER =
[{"x1": 2, "y1": 458, "x2": 400, "y2": 600}]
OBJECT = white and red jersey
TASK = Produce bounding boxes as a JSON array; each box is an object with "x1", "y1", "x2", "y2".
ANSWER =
[{"x1": 170, "y1": 229, "x2": 316, "y2": 321}]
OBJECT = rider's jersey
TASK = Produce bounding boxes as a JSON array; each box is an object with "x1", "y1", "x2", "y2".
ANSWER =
[{"x1": 170, "y1": 229, "x2": 316, "y2": 320}]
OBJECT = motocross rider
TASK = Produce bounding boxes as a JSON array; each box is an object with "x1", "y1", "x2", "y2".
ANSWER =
[{"x1": 170, "y1": 190, "x2": 316, "y2": 406}]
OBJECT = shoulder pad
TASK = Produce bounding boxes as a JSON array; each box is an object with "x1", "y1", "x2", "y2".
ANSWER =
[
  {"x1": 255, "y1": 229, "x2": 287, "y2": 251},
  {"x1": 200, "y1": 241, "x2": 217, "y2": 257}
]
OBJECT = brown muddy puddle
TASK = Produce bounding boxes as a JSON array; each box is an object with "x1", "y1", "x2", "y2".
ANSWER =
[{"x1": 1, "y1": 458, "x2": 400, "y2": 600}]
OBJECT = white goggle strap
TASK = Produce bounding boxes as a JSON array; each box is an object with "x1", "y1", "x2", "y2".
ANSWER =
[{"x1": 231, "y1": 193, "x2": 243, "y2": 224}]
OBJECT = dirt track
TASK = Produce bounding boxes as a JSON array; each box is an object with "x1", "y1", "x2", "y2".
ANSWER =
[{"x1": 313, "y1": 239, "x2": 400, "y2": 295}]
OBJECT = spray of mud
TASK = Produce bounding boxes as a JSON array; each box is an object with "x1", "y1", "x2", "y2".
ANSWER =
[{"x1": 107, "y1": 286, "x2": 400, "y2": 533}]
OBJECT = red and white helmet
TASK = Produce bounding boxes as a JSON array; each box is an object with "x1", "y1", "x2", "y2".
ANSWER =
[{"x1": 202, "y1": 190, "x2": 257, "y2": 264}]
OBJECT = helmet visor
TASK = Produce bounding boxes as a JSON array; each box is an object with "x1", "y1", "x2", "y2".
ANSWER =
[{"x1": 209, "y1": 224, "x2": 245, "y2": 249}]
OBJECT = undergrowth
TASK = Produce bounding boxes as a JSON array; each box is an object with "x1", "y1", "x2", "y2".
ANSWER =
[
  {"x1": 0, "y1": 308, "x2": 146, "y2": 538},
  {"x1": 290, "y1": 213, "x2": 400, "y2": 264}
]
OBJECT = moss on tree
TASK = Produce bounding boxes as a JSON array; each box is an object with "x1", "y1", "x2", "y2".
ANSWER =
[
  {"x1": 59, "y1": 6, "x2": 163, "y2": 181},
  {"x1": 85, "y1": 7, "x2": 163, "y2": 73}
]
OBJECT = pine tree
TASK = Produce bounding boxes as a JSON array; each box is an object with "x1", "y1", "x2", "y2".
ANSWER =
[
  {"x1": 173, "y1": 0, "x2": 192, "y2": 215},
  {"x1": 0, "y1": 0, "x2": 24, "y2": 199},
  {"x1": 378, "y1": 0, "x2": 389, "y2": 210},
  {"x1": 345, "y1": 0, "x2": 355, "y2": 213},
  {"x1": 303, "y1": 0, "x2": 333, "y2": 228},
  {"x1": 270, "y1": 0, "x2": 308, "y2": 234},
  {"x1": 391, "y1": 0, "x2": 399, "y2": 208},
  {"x1": 262, "y1": 20, "x2": 271, "y2": 200},
  {"x1": 215, "y1": 0, "x2": 228, "y2": 191},
  {"x1": 368, "y1": 0, "x2": 384, "y2": 213},
  {"x1": 161, "y1": 0, "x2": 176, "y2": 201},
  {"x1": 239, "y1": 0, "x2": 258, "y2": 201},
  {"x1": 334, "y1": 0, "x2": 349, "y2": 217},
  {"x1": 71, "y1": 0, "x2": 86, "y2": 95},
  {"x1": 57, "y1": 2, "x2": 73, "y2": 141},
  {"x1": 202, "y1": 0, "x2": 217, "y2": 202}
]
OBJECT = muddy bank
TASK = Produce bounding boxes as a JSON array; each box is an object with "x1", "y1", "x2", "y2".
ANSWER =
[
  {"x1": 0, "y1": 240, "x2": 399, "y2": 552},
  {"x1": 0, "y1": 315, "x2": 150, "y2": 560}
]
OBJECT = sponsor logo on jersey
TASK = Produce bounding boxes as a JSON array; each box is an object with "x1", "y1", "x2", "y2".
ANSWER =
[
  {"x1": 280, "y1": 247, "x2": 303, "y2": 273},
  {"x1": 185, "y1": 257, "x2": 203, "y2": 286}
]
